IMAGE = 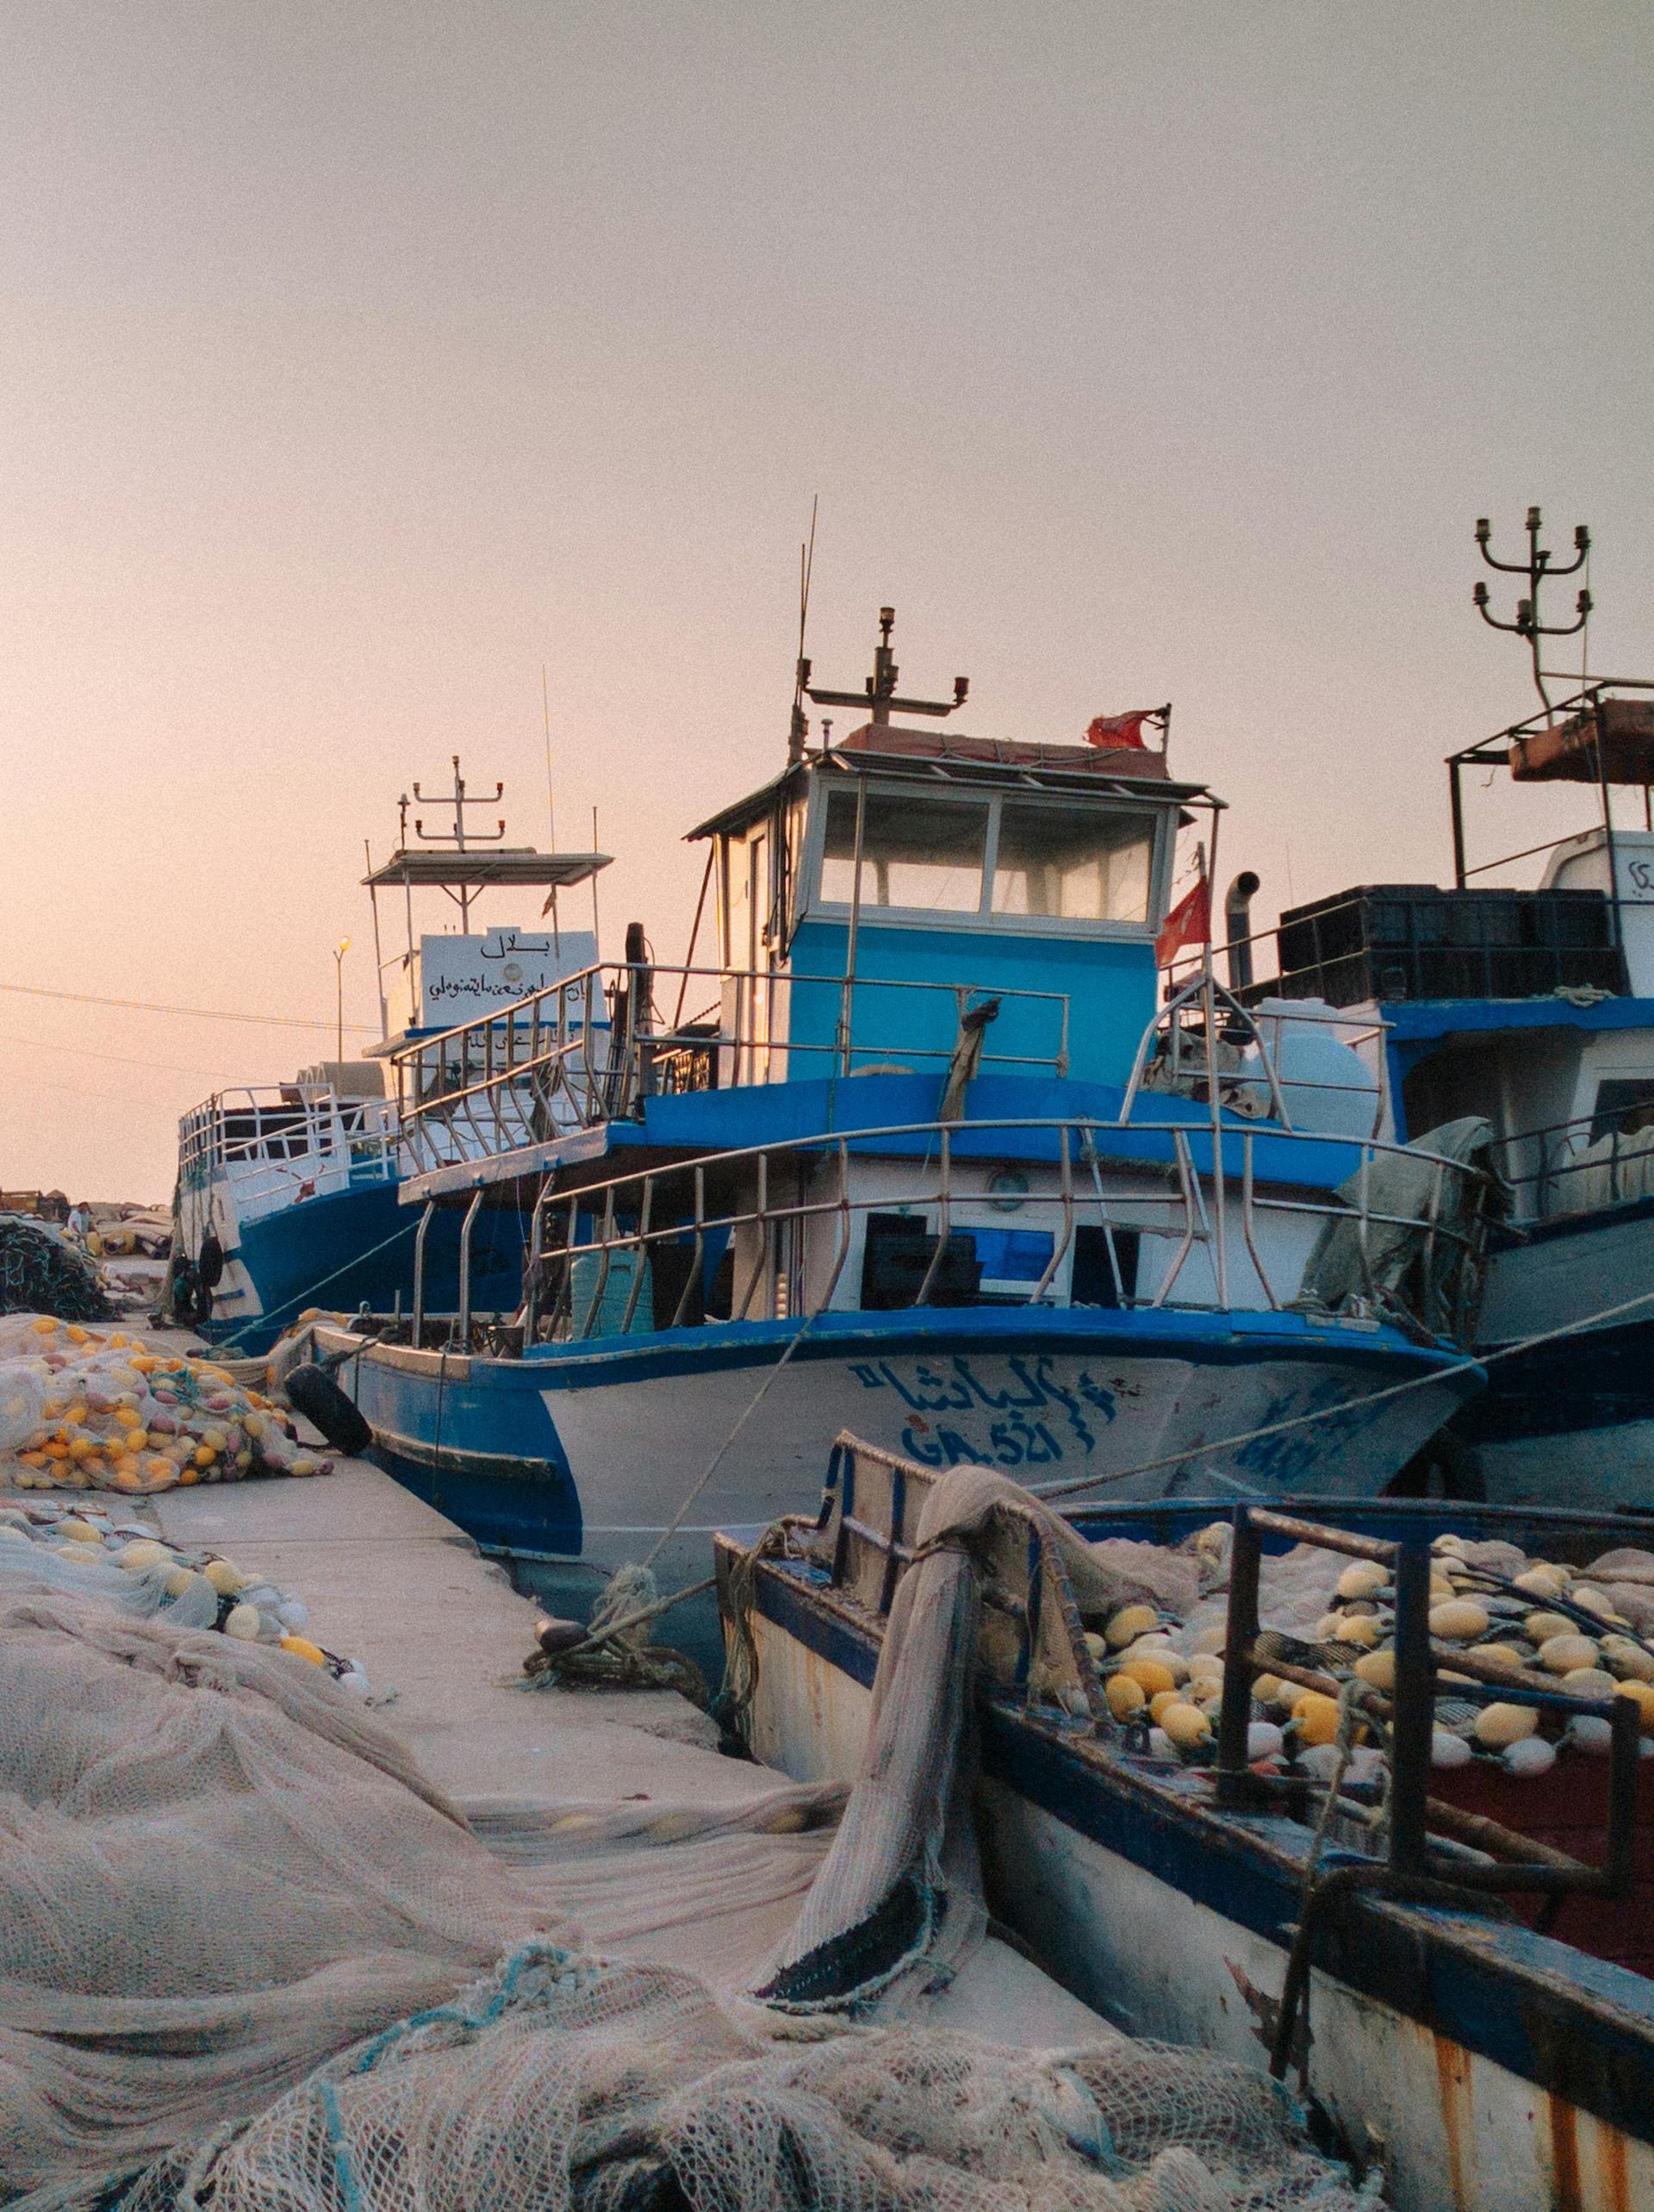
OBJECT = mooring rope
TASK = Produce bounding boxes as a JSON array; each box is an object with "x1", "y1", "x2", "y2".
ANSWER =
[{"x1": 1028, "y1": 1277, "x2": 1654, "y2": 1506}]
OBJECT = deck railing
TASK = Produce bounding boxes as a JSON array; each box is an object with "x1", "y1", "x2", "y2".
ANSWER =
[
  {"x1": 515, "y1": 1111, "x2": 1489, "y2": 1349},
  {"x1": 1495, "y1": 1093, "x2": 1654, "y2": 1223},
  {"x1": 178, "y1": 1087, "x2": 397, "y2": 1216},
  {"x1": 389, "y1": 958, "x2": 1073, "y2": 1181}
]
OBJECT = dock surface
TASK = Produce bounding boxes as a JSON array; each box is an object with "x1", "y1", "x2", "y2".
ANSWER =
[{"x1": 145, "y1": 1454, "x2": 774, "y2": 1809}]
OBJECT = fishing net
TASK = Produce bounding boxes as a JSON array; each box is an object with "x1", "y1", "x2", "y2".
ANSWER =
[
  {"x1": 1292, "y1": 1114, "x2": 1499, "y2": 1337},
  {"x1": 0, "y1": 1497, "x2": 364, "y2": 1679},
  {"x1": 0, "y1": 1222, "x2": 108, "y2": 1324},
  {"x1": 0, "y1": 1313, "x2": 330, "y2": 1493},
  {"x1": 0, "y1": 1493, "x2": 1381, "y2": 2212}
]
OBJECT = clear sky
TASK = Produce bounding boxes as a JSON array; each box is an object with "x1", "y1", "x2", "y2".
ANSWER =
[{"x1": 3, "y1": 3, "x2": 1651, "y2": 1199}]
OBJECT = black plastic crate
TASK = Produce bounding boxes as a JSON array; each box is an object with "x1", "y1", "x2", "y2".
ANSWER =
[{"x1": 1265, "y1": 885, "x2": 1624, "y2": 1006}]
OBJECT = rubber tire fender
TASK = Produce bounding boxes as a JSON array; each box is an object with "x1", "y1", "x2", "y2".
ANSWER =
[{"x1": 283, "y1": 1361, "x2": 373, "y2": 1456}]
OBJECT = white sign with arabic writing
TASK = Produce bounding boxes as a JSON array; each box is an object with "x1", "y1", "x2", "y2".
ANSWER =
[{"x1": 415, "y1": 927, "x2": 598, "y2": 1025}]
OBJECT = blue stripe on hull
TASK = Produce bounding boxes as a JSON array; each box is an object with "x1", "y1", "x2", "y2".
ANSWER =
[
  {"x1": 518, "y1": 1300, "x2": 1461, "y2": 1387},
  {"x1": 205, "y1": 1187, "x2": 523, "y2": 1354},
  {"x1": 341, "y1": 1349, "x2": 581, "y2": 1555}
]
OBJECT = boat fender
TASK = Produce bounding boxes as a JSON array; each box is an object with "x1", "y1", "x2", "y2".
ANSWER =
[
  {"x1": 283, "y1": 1362, "x2": 373, "y2": 1456},
  {"x1": 1503, "y1": 1735, "x2": 1557, "y2": 1778},
  {"x1": 1473, "y1": 1702, "x2": 1539, "y2": 1748}
]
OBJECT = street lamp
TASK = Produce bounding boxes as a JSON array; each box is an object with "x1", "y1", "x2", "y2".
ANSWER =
[{"x1": 333, "y1": 938, "x2": 351, "y2": 1061}]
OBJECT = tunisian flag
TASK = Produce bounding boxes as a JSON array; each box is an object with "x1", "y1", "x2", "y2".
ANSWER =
[
  {"x1": 1085, "y1": 709, "x2": 1153, "y2": 750},
  {"x1": 1155, "y1": 874, "x2": 1211, "y2": 969}
]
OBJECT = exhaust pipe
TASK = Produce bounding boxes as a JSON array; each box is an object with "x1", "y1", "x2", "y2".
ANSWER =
[{"x1": 1225, "y1": 872, "x2": 1261, "y2": 993}]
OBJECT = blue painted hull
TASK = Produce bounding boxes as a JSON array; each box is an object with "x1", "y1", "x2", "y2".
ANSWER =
[
  {"x1": 321, "y1": 1306, "x2": 1482, "y2": 1669},
  {"x1": 201, "y1": 1183, "x2": 523, "y2": 1356}
]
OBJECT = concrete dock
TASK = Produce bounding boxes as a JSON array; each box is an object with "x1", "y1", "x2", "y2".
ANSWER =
[{"x1": 142, "y1": 1454, "x2": 779, "y2": 1810}]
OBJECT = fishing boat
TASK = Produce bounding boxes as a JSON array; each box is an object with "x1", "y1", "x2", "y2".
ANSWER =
[
  {"x1": 719, "y1": 1429, "x2": 1654, "y2": 2212},
  {"x1": 1225, "y1": 511, "x2": 1654, "y2": 1506},
  {"x1": 311, "y1": 609, "x2": 1495, "y2": 1645},
  {"x1": 174, "y1": 761, "x2": 607, "y2": 1353}
]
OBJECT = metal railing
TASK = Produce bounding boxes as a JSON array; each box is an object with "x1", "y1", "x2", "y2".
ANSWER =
[
  {"x1": 1495, "y1": 1093, "x2": 1654, "y2": 1222},
  {"x1": 177, "y1": 1087, "x2": 397, "y2": 1215},
  {"x1": 780, "y1": 1442, "x2": 1639, "y2": 2089},
  {"x1": 1214, "y1": 1502, "x2": 1638, "y2": 2078},
  {"x1": 520, "y1": 1110, "x2": 1489, "y2": 1348},
  {"x1": 1130, "y1": 981, "x2": 1389, "y2": 1141},
  {"x1": 390, "y1": 957, "x2": 1073, "y2": 1180},
  {"x1": 793, "y1": 1441, "x2": 1645, "y2": 1875},
  {"x1": 803, "y1": 1430, "x2": 1104, "y2": 1723}
]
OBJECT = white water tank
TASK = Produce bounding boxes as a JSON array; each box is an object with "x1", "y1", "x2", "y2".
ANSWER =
[
  {"x1": 1544, "y1": 828, "x2": 1654, "y2": 998},
  {"x1": 1238, "y1": 999, "x2": 1381, "y2": 1137}
]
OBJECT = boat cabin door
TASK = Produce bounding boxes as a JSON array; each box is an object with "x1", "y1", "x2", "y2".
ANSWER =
[{"x1": 719, "y1": 821, "x2": 779, "y2": 1084}]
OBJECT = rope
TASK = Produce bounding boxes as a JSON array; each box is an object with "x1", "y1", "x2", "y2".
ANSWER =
[
  {"x1": 637, "y1": 1302, "x2": 821, "y2": 1573},
  {"x1": 538, "y1": 1304, "x2": 823, "y2": 1692},
  {"x1": 211, "y1": 1216, "x2": 422, "y2": 1351},
  {"x1": 1028, "y1": 1276, "x2": 1654, "y2": 1506},
  {"x1": 523, "y1": 1570, "x2": 717, "y2": 1698},
  {"x1": 708, "y1": 1519, "x2": 802, "y2": 1735}
]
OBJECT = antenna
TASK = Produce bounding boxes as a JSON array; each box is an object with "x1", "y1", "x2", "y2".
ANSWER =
[
  {"x1": 541, "y1": 666, "x2": 561, "y2": 954},
  {"x1": 788, "y1": 495, "x2": 818, "y2": 763},
  {"x1": 541, "y1": 667, "x2": 557, "y2": 849},
  {"x1": 805, "y1": 606, "x2": 970, "y2": 731},
  {"x1": 590, "y1": 805, "x2": 602, "y2": 955},
  {"x1": 1471, "y1": 506, "x2": 1591, "y2": 720},
  {"x1": 411, "y1": 756, "x2": 507, "y2": 932}
]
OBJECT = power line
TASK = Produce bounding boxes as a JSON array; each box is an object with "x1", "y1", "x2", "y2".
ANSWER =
[
  {"x1": 0, "y1": 981, "x2": 373, "y2": 1035},
  {"x1": 0, "y1": 1030, "x2": 227, "y2": 1080}
]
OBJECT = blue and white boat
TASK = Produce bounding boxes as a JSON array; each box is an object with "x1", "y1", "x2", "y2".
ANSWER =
[
  {"x1": 175, "y1": 760, "x2": 607, "y2": 1354},
  {"x1": 314, "y1": 611, "x2": 1493, "y2": 1631},
  {"x1": 1234, "y1": 675, "x2": 1654, "y2": 1507}
]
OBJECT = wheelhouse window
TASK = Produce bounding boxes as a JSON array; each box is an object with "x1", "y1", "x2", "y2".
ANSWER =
[
  {"x1": 991, "y1": 802, "x2": 1154, "y2": 925},
  {"x1": 811, "y1": 780, "x2": 1164, "y2": 931},
  {"x1": 820, "y1": 788, "x2": 989, "y2": 913}
]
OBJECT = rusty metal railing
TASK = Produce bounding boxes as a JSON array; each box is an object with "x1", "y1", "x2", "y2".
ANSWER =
[{"x1": 1214, "y1": 1505, "x2": 1640, "y2": 1896}]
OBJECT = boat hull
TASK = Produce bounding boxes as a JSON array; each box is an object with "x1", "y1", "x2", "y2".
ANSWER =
[
  {"x1": 324, "y1": 1307, "x2": 1480, "y2": 1663},
  {"x1": 1464, "y1": 1200, "x2": 1654, "y2": 1508},
  {"x1": 188, "y1": 1179, "x2": 523, "y2": 1355},
  {"x1": 734, "y1": 1543, "x2": 1654, "y2": 2212}
]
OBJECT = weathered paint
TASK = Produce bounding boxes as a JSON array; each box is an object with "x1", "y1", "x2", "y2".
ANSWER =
[
  {"x1": 1433, "y1": 2032, "x2": 1471, "y2": 2212},
  {"x1": 736, "y1": 1565, "x2": 1654, "y2": 2212},
  {"x1": 1548, "y1": 2090, "x2": 1583, "y2": 2212}
]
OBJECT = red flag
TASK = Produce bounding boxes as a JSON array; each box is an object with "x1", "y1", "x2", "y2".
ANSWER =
[
  {"x1": 1155, "y1": 875, "x2": 1211, "y2": 969},
  {"x1": 1085, "y1": 709, "x2": 1152, "y2": 750}
]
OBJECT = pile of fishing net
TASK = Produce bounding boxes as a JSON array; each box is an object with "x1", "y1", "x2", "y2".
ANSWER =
[
  {"x1": 0, "y1": 1218, "x2": 109, "y2": 1324},
  {"x1": 0, "y1": 1540, "x2": 1382, "y2": 2209},
  {"x1": 0, "y1": 1314, "x2": 331, "y2": 1493},
  {"x1": 0, "y1": 1495, "x2": 366, "y2": 1690}
]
